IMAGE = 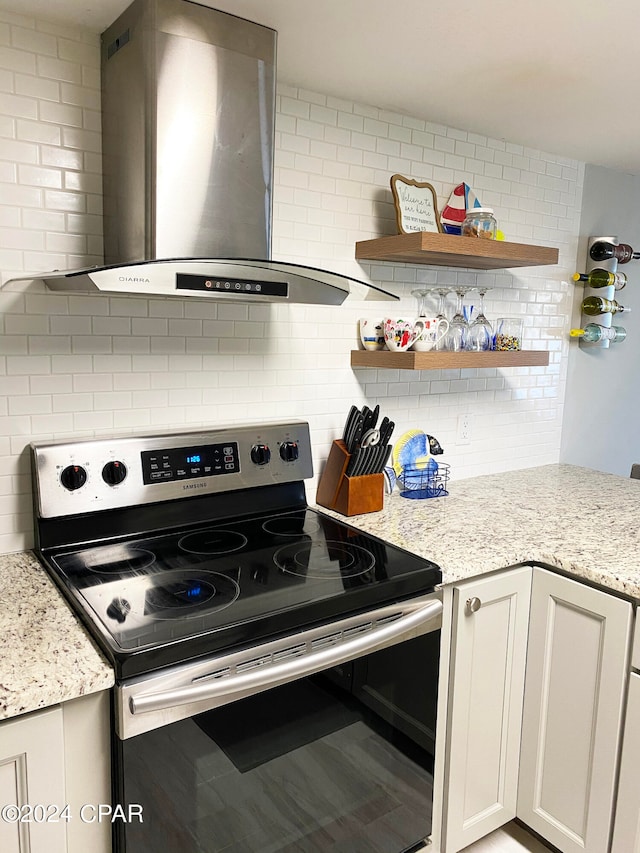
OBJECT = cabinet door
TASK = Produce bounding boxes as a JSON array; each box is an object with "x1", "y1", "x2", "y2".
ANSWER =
[
  {"x1": 611, "y1": 672, "x2": 640, "y2": 853},
  {"x1": 438, "y1": 566, "x2": 532, "y2": 853},
  {"x1": 63, "y1": 692, "x2": 112, "y2": 853},
  {"x1": 517, "y1": 568, "x2": 632, "y2": 853},
  {"x1": 0, "y1": 705, "x2": 67, "y2": 853}
]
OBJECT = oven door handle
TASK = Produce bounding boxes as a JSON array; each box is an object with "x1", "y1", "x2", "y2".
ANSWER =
[{"x1": 128, "y1": 596, "x2": 442, "y2": 717}]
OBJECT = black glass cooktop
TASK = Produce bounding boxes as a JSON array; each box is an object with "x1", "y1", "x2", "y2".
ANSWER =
[{"x1": 41, "y1": 508, "x2": 440, "y2": 678}]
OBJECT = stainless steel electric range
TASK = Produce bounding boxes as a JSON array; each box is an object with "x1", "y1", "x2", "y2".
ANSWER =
[{"x1": 31, "y1": 421, "x2": 443, "y2": 853}]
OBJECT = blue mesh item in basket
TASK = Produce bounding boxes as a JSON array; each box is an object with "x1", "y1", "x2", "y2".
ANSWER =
[{"x1": 398, "y1": 462, "x2": 450, "y2": 499}]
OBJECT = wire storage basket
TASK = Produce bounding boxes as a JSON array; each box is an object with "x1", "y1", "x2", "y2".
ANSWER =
[{"x1": 398, "y1": 462, "x2": 450, "y2": 500}]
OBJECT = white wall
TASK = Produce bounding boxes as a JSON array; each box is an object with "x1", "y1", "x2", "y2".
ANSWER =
[
  {"x1": 0, "y1": 11, "x2": 584, "y2": 554},
  {"x1": 560, "y1": 164, "x2": 640, "y2": 476}
]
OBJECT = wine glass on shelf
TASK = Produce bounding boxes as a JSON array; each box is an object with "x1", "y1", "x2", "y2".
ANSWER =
[
  {"x1": 432, "y1": 286, "x2": 451, "y2": 351},
  {"x1": 412, "y1": 286, "x2": 450, "y2": 351},
  {"x1": 445, "y1": 287, "x2": 471, "y2": 352},
  {"x1": 466, "y1": 288, "x2": 494, "y2": 351},
  {"x1": 411, "y1": 288, "x2": 437, "y2": 320}
]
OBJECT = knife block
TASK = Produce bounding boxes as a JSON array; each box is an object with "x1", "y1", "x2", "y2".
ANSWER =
[{"x1": 316, "y1": 439, "x2": 384, "y2": 516}]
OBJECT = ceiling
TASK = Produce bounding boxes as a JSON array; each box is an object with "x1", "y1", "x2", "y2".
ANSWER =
[{"x1": 4, "y1": 0, "x2": 640, "y2": 174}]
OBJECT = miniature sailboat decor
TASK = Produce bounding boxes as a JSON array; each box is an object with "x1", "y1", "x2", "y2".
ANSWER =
[{"x1": 440, "y1": 182, "x2": 481, "y2": 234}]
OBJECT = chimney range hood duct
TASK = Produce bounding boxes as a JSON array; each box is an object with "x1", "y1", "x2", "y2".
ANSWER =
[{"x1": 8, "y1": 0, "x2": 397, "y2": 306}]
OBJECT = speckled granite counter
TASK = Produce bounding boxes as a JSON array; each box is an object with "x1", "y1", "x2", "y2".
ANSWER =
[
  {"x1": 0, "y1": 551, "x2": 114, "y2": 721},
  {"x1": 317, "y1": 463, "x2": 640, "y2": 600}
]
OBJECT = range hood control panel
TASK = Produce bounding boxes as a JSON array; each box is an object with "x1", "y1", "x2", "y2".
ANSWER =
[
  {"x1": 31, "y1": 421, "x2": 313, "y2": 519},
  {"x1": 176, "y1": 273, "x2": 288, "y2": 298}
]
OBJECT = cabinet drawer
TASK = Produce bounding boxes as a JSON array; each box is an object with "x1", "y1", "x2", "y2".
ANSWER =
[{"x1": 633, "y1": 608, "x2": 640, "y2": 670}]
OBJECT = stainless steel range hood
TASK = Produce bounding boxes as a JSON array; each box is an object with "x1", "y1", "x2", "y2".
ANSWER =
[
  {"x1": 7, "y1": 0, "x2": 396, "y2": 306},
  {"x1": 22, "y1": 258, "x2": 396, "y2": 304}
]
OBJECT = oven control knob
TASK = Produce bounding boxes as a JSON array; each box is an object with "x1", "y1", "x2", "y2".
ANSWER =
[
  {"x1": 60, "y1": 464, "x2": 87, "y2": 491},
  {"x1": 106, "y1": 597, "x2": 131, "y2": 623},
  {"x1": 279, "y1": 441, "x2": 299, "y2": 462},
  {"x1": 250, "y1": 444, "x2": 271, "y2": 465},
  {"x1": 102, "y1": 460, "x2": 127, "y2": 486}
]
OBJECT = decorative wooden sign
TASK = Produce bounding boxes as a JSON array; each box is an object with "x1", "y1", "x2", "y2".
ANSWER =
[{"x1": 390, "y1": 174, "x2": 442, "y2": 234}]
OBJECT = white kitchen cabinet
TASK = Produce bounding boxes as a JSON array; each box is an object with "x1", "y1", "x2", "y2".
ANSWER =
[
  {"x1": 62, "y1": 691, "x2": 111, "y2": 853},
  {"x1": 0, "y1": 692, "x2": 111, "y2": 853},
  {"x1": 611, "y1": 671, "x2": 640, "y2": 852},
  {"x1": 433, "y1": 566, "x2": 532, "y2": 853},
  {"x1": 517, "y1": 567, "x2": 632, "y2": 853},
  {"x1": 0, "y1": 705, "x2": 67, "y2": 853}
]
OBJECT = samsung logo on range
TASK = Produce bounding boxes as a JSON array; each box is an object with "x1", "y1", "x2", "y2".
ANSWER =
[
  {"x1": 182, "y1": 482, "x2": 208, "y2": 491},
  {"x1": 119, "y1": 275, "x2": 151, "y2": 283}
]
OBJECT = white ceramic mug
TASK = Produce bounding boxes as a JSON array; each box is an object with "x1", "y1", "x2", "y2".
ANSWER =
[
  {"x1": 383, "y1": 318, "x2": 425, "y2": 352},
  {"x1": 359, "y1": 317, "x2": 385, "y2": 351},
  {"x1": 411, "y1": 317, "x2": 450, "y2": 351}
]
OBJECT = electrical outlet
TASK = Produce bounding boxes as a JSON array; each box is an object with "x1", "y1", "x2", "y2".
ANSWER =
[{"x1": 456, "y1": 413, "x2": 472, "y2": 445}]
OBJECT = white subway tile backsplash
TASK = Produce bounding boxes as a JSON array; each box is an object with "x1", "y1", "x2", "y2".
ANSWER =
[
  {"x1": 112, "y1": 336, "x2": 150, "y2": 354},
  {"x1": 15, "y1": 72, "x2": 59, "y2": 101},
  {"x1": 112, "y1": 409, "x2": 151, "y2": 429},
  {"x1": 0, "y1": 18, "x2": 583, "y2": 553},
  {"x1": 30, "y1": 412, "x2": 72, "y2": 433},
  {"x1": 56, "y1": 36, "x2": 98, "y2": 68},
  {"x1": 0, "y1": 46, "x2": 36, "y2": 74},
  {"x1": 73, "y1": 373, "x2": 111, "y2": 392},
  {"x1": 52, "y1": 392, "x2": 92, "y2": 412},
  {"x1": 36, "y1": 54, "x2": 80, "y2": 83},
  {"x1": 30, "y1": 373, "x2": 70, "y2": 394},
  {"x1": 38, "y1": 99, "x2": 82, "y2": 126},
  {"x1": 71, "y1": 410, "x2": 112, "y2": 431},
  {"x1": 18, "y1": 163, "x2": 61, "y2": 187}
]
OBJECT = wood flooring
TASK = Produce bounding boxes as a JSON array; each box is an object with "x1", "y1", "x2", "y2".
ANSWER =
[{"x1": 450, "y1": 821, "x2": 553, "y2": 852}]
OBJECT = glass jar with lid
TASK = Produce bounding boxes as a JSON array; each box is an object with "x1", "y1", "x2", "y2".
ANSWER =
[{"x1": 461, "y1": 207, "x2": 497, "y2": 239}]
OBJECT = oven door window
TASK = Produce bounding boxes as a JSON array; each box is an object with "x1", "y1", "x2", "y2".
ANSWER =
[{"x1": 116, "y1": 635, "x2": 438, "y2": 853}]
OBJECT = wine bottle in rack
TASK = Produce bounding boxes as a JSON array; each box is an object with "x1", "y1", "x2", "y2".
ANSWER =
[
  {"x1": 589, "y1": 241, "x2": 640, "y2": 263},
  {"x1": 570, "y1": 324, "x2": 627, "y2": 343},
  {"x1": 573, "y1": 269, "x2": 627, "y2": 289},
  {"x1": 581, "y1": 295, "x2": 631, "y2": 315}
]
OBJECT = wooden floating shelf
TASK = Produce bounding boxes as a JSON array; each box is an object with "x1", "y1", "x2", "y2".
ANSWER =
[
  {"x1": 355, "y1": 232, "x2": 559, "y2": 270},
  {"x1": 351, "y1": 349, "x2": 550, "y2": 370}
]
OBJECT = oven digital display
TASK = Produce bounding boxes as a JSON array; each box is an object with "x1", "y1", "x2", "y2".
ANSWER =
[{"x1": 141, "y1": 442, "x2": 239, "y2": 485}]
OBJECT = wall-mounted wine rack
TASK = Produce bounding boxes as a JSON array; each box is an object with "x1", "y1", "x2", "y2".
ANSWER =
[{"x1": 578, "y1": 235, "x2": 618, "y2": 350}]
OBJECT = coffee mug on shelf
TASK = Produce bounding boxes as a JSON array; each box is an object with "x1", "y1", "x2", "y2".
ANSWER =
[
  {"x1": 358, "y1": 317, "x2": 385, "y2": 351},
  {"x1": 383, "y1": 318, "x2": 425, "y2": 352},
  {"x1": 411, "y1": 317, "x2": 450, "y2": 352}
]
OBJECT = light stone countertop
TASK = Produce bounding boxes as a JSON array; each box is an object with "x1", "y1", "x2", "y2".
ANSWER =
[
  {"x1": 317, "y1": 463, "x2": 640, "y2": 600},
  {"x1": 0, "y1": 551, "x2": 114, "y2": 721}
]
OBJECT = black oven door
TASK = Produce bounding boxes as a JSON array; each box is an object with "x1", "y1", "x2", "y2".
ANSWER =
[{"x1": 114, "y1": 593, "x2": 442, "y2": 853}]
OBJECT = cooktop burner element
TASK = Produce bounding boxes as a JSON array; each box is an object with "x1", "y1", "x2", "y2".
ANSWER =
[
  {"x1": 261, "y1": 512, "x2": 320, "y2": 537},
  {"x1": 143, "y1": 570, "x2": 239, "y2": 618},
  {"x1": 59, "y1": 545, "x2": 157, "y2": 575},
  {"x1": 178, "y1": 529, "x2": 248, "y2": 555},
  {"x1": 31, "y1": 422, "x2": 441, "y2": 678},
  {"x1": 273, "y1": 540, "x2": 375, "y2": 580}
]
